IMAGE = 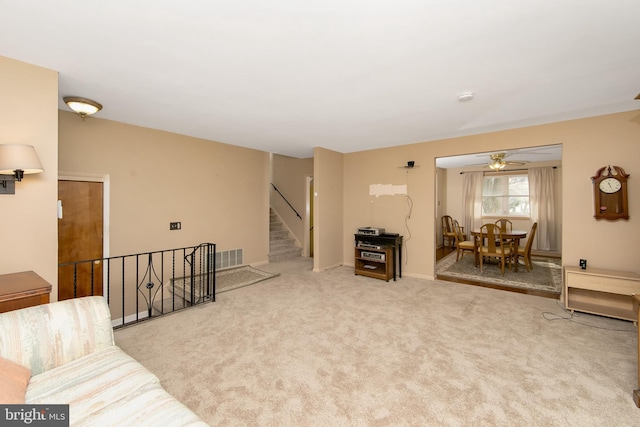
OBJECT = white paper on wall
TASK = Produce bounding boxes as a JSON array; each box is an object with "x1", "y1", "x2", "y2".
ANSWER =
[{"x1": 369, "y1": 184, "x2": 407, "y2": 197}]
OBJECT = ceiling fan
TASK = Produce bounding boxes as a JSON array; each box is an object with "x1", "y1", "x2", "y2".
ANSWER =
[{"x1": 486, "y1": 152, "x2": 527, "y2": 170}]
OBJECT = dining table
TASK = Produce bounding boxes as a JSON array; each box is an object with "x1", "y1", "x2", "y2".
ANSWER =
[{"x1": 470, "y1": 228, "x2": 528, "y2": 272}]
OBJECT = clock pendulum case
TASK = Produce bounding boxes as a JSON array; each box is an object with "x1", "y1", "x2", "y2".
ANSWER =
[{"x1": 591, "y1": 165, "x2": 630, "y2": 220}]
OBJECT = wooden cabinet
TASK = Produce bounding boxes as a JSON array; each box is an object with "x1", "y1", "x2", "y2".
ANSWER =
[
  {"x1": 0, "y1": 271, "x2": 52, "y2": 313},
  {"x1": 564, "y1": 266, "x2": 640, "y2": 322},
  {"x1": 355, "y1": 246, "x2": 393, "y2": 281}
]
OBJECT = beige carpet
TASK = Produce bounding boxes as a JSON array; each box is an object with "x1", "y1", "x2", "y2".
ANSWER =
[{"x1": 115, "y1": 258, "x2": 639, "y2": 426}]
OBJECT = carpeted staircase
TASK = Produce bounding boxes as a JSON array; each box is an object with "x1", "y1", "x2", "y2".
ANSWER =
[{"x1": 269, "y1": 208, "x2": 302, "y2": 262}]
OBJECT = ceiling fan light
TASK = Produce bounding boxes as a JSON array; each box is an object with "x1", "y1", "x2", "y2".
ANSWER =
[
  {"x1": 63, "y1": 96, "x2": 103, "y2": 117},
  {"x1": 489, "y1": 161, "x2": 505, "y2": 170}
]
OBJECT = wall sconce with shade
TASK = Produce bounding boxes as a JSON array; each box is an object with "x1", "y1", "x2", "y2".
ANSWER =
[
  {"x1": 0, "y1": 144, "x2": 44, "y2": 194},
  {"x1": 63, "y1": 96, "x2": 102, "y2": 118}
]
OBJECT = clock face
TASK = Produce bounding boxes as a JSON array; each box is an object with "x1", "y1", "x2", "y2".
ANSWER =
[{"x1": 599, "y1": 177, "x2": 622, "y2": 194}]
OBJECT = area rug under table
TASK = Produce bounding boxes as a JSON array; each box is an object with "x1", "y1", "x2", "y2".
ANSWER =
[{"x1": 436, "y1": 251, "x2": 562, "y2": 294}]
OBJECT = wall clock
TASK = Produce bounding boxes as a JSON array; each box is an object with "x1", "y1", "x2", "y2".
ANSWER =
[{"x1": 591, "y1": 165, "x2": 629, "y2": 220}]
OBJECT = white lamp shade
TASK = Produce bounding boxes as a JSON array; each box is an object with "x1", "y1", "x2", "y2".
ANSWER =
[{"x1": 0, "y1": 144, "x2": 44, "y2": 174}]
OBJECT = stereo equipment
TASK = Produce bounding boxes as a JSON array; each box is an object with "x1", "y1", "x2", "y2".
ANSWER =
[
  {"x1": 361, "y1": 251, "x2": 386, "y2": 261},
  {"x1": 356, "y1": 227, "x2": 385, "y2": 236},
  {"x1": 357, "y1": 243, "x2": 384, "y2": 250}
]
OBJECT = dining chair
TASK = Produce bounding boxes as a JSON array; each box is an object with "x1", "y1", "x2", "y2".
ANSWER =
[
  {"x1": 494, "y1": 218, "x2": 513, "y2": 246},
  {"x1": 514, "y1": 222, "x2": 538, "y2": 272},
  {"x1": 453, "y1": 219, "x2": 475, "y2": 262},
  {"x1": 479, "y1": 223, "x2": 512, "y2": 275},
  {"x1": 494, "y1": 218, "x2": 513, "y2": 232},
  {"x1": 441, "y1": 215, "x2": 456, "y2": 249}
]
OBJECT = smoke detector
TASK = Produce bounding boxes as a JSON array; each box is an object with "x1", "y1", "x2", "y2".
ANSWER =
[{"x1": 457, "y1": 92, "x2": 474, "y2": 102}]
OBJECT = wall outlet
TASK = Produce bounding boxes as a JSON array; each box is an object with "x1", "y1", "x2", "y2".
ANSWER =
[
  {"x1": 169, "y1": 222, "x2": 181, "y2": 230},
  {"x1": 579, "y1": 259, "x2": 587, "y2": 269}
]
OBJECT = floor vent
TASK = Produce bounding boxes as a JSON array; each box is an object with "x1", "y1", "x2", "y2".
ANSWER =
[{"x1": 215, "y1": 248, "x2": 244, "y2": 270}]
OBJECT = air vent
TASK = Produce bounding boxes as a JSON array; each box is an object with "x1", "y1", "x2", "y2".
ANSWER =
[{"x1": 215, "y1": 248, "x2": 244, "y2": 270}]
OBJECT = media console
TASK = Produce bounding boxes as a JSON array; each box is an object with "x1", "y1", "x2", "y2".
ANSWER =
[
  {"x1": 564, "y1": 266, "x2": 640, "y2": 322},
  {"x1": 354, "y1": 233, "x2": 403, "y2": 282}
]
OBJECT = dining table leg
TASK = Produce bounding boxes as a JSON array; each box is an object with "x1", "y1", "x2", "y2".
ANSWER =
[
  {"x1": 474, "y1": 236, "x2": 480, "y2": 267},
  {"x1": 512, "y1": 237, "x2": 520, "y2": 272}
]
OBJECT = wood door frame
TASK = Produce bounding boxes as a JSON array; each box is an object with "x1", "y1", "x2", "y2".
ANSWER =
[
  {"x1": 305, "y1": 175, "x2": 314, "y2": 258},
  {"x1": 58, "y1": 172, "x2": 110, "y2": 291}
]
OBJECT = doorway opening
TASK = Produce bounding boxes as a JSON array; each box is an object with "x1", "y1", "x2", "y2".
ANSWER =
[{"x1": 434, "y1": 145, "x2": 562, "y2": 299}]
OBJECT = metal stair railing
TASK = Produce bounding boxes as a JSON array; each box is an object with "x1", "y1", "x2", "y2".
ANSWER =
[
  {"x1": 271, "y1": 183, "x2": 302, "y2": 220},
  {"x1": 58, "y1": 242, "x2": 216, "y2": 328}
]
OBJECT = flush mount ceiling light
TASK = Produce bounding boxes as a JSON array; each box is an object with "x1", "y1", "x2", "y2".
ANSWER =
[
  {"x1": 63, "y1": 96, "x2": 103, "y2": 118},
  {"x1": 457, "y1": 91, "x2": 474, "y2": 102}
]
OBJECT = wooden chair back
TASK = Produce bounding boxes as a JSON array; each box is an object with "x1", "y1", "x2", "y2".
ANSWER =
[
  {"x1": 479, "y1": 223, "x2": 511, "y2": 275},
  {"x1": 517, "y1": 222, "x2": 538, "y2": 271},
  {"x1": 453, "y1": 219, "x2": 465, "y2": 243},
  {"x1": 495, "y1": 218, "x2": 513, "y2": 232},
  {"x1": 522, "y1": 222, "x2": 537, "y2": 254},
  {"x1": 441, "y1": 215, "x2": 456, "y2": 248},
  {"x1": 453, "y1": 219, "x2": 475, "y2": 261}
]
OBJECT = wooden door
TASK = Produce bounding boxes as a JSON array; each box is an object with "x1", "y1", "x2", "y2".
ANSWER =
[{"x1": 58, "y1": 180, "x2": 104, "y2": 300}]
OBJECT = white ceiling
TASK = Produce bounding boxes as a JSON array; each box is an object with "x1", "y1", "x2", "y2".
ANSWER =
[
  {"x1": 435, "y1": 144, "x2": 562, "y2": 169},
  {"x1": 1, "y1": 1, "x2": 639, "y2": 159}
]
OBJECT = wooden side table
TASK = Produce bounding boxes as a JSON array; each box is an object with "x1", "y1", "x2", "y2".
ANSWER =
[{"x1": 0, "y1": 271, "x2": 52, "y2": 313}]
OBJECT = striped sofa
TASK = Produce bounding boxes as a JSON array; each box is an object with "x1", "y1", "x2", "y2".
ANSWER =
[{"x1": 0, "y1": 296, "x2": 208, "y2": 426}]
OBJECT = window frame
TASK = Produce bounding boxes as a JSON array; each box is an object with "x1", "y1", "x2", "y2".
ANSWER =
[{"x1": 481, "y1": 171, "x2": 531, "y2": 219}]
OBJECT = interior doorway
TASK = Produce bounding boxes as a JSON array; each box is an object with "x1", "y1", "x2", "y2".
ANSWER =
[{"x1": 434, "y1": 145, "x2": 563, "y2": 298}]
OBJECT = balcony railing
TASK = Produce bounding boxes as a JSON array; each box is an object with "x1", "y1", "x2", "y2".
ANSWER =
[{"x1": 58, "y1": 243, "x2": 216, "y2": 328}]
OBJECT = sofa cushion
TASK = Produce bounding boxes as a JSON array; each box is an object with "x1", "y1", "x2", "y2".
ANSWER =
[
  {"x1": 74, "y1": 386, "x2": 209, "y2": 427},
  {"x1": 0, "y1": 356, "x2": 31, "y2": 404},
  {"x1": 26, "y1": 345, "x2": 160, "y2": 424},
  {"x1": 0, "y1": 296, "x2": 114, "y2": 375}
]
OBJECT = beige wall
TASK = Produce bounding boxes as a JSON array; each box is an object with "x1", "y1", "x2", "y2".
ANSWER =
[
  {"x1": 0, "y1": 57, "x2": 59, "y2": 294},
  {"x1": 59, "y1": 111, "x2": 270, "y2": 265},
  {"x1": 343, "y1": 146, "x2": 434, "y2": 278},
  {"x1": 314, "y1": 147, "x2": 344, "y2": 272},
  {"x1": 270, "y1": 154, "x2": 314, "y2": 254},
  {"x1": 343, "y1": 110, "x2": 640, "y2": 279}
]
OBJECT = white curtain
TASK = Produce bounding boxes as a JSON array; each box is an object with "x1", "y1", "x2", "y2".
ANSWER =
[
  {"x1": 462, "y1": 171, "x2": 483, "y2": 238},
  {"x1": 528, "y1": 167, "x2": 557, "y2": 251}
]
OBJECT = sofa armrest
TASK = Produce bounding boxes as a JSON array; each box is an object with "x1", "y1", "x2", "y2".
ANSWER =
[{"x1": 0, "y1": 296, "x2": 115, "y2": 375}]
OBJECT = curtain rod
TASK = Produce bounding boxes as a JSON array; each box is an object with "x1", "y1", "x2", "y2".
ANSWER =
[{"x1": 459, "y1": 166, "x2": 557, "y2": 174}]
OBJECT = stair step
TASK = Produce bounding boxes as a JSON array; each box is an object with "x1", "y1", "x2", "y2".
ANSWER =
[
  {"x1": 269, "y1": 208, "x2": 302, "y2": 262},
  {"x1": 270, "y1": 239, "x2": 295, "y2": 251},
  {"x1": 270, "y1": 222, "x2": 284, "y2": 231},
  {"x1": 268, "y1": 247, "x2": 302, "y2": 262},
  {"x1": 270, "y1": 229, "x2": 289, "y2": 240}
]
